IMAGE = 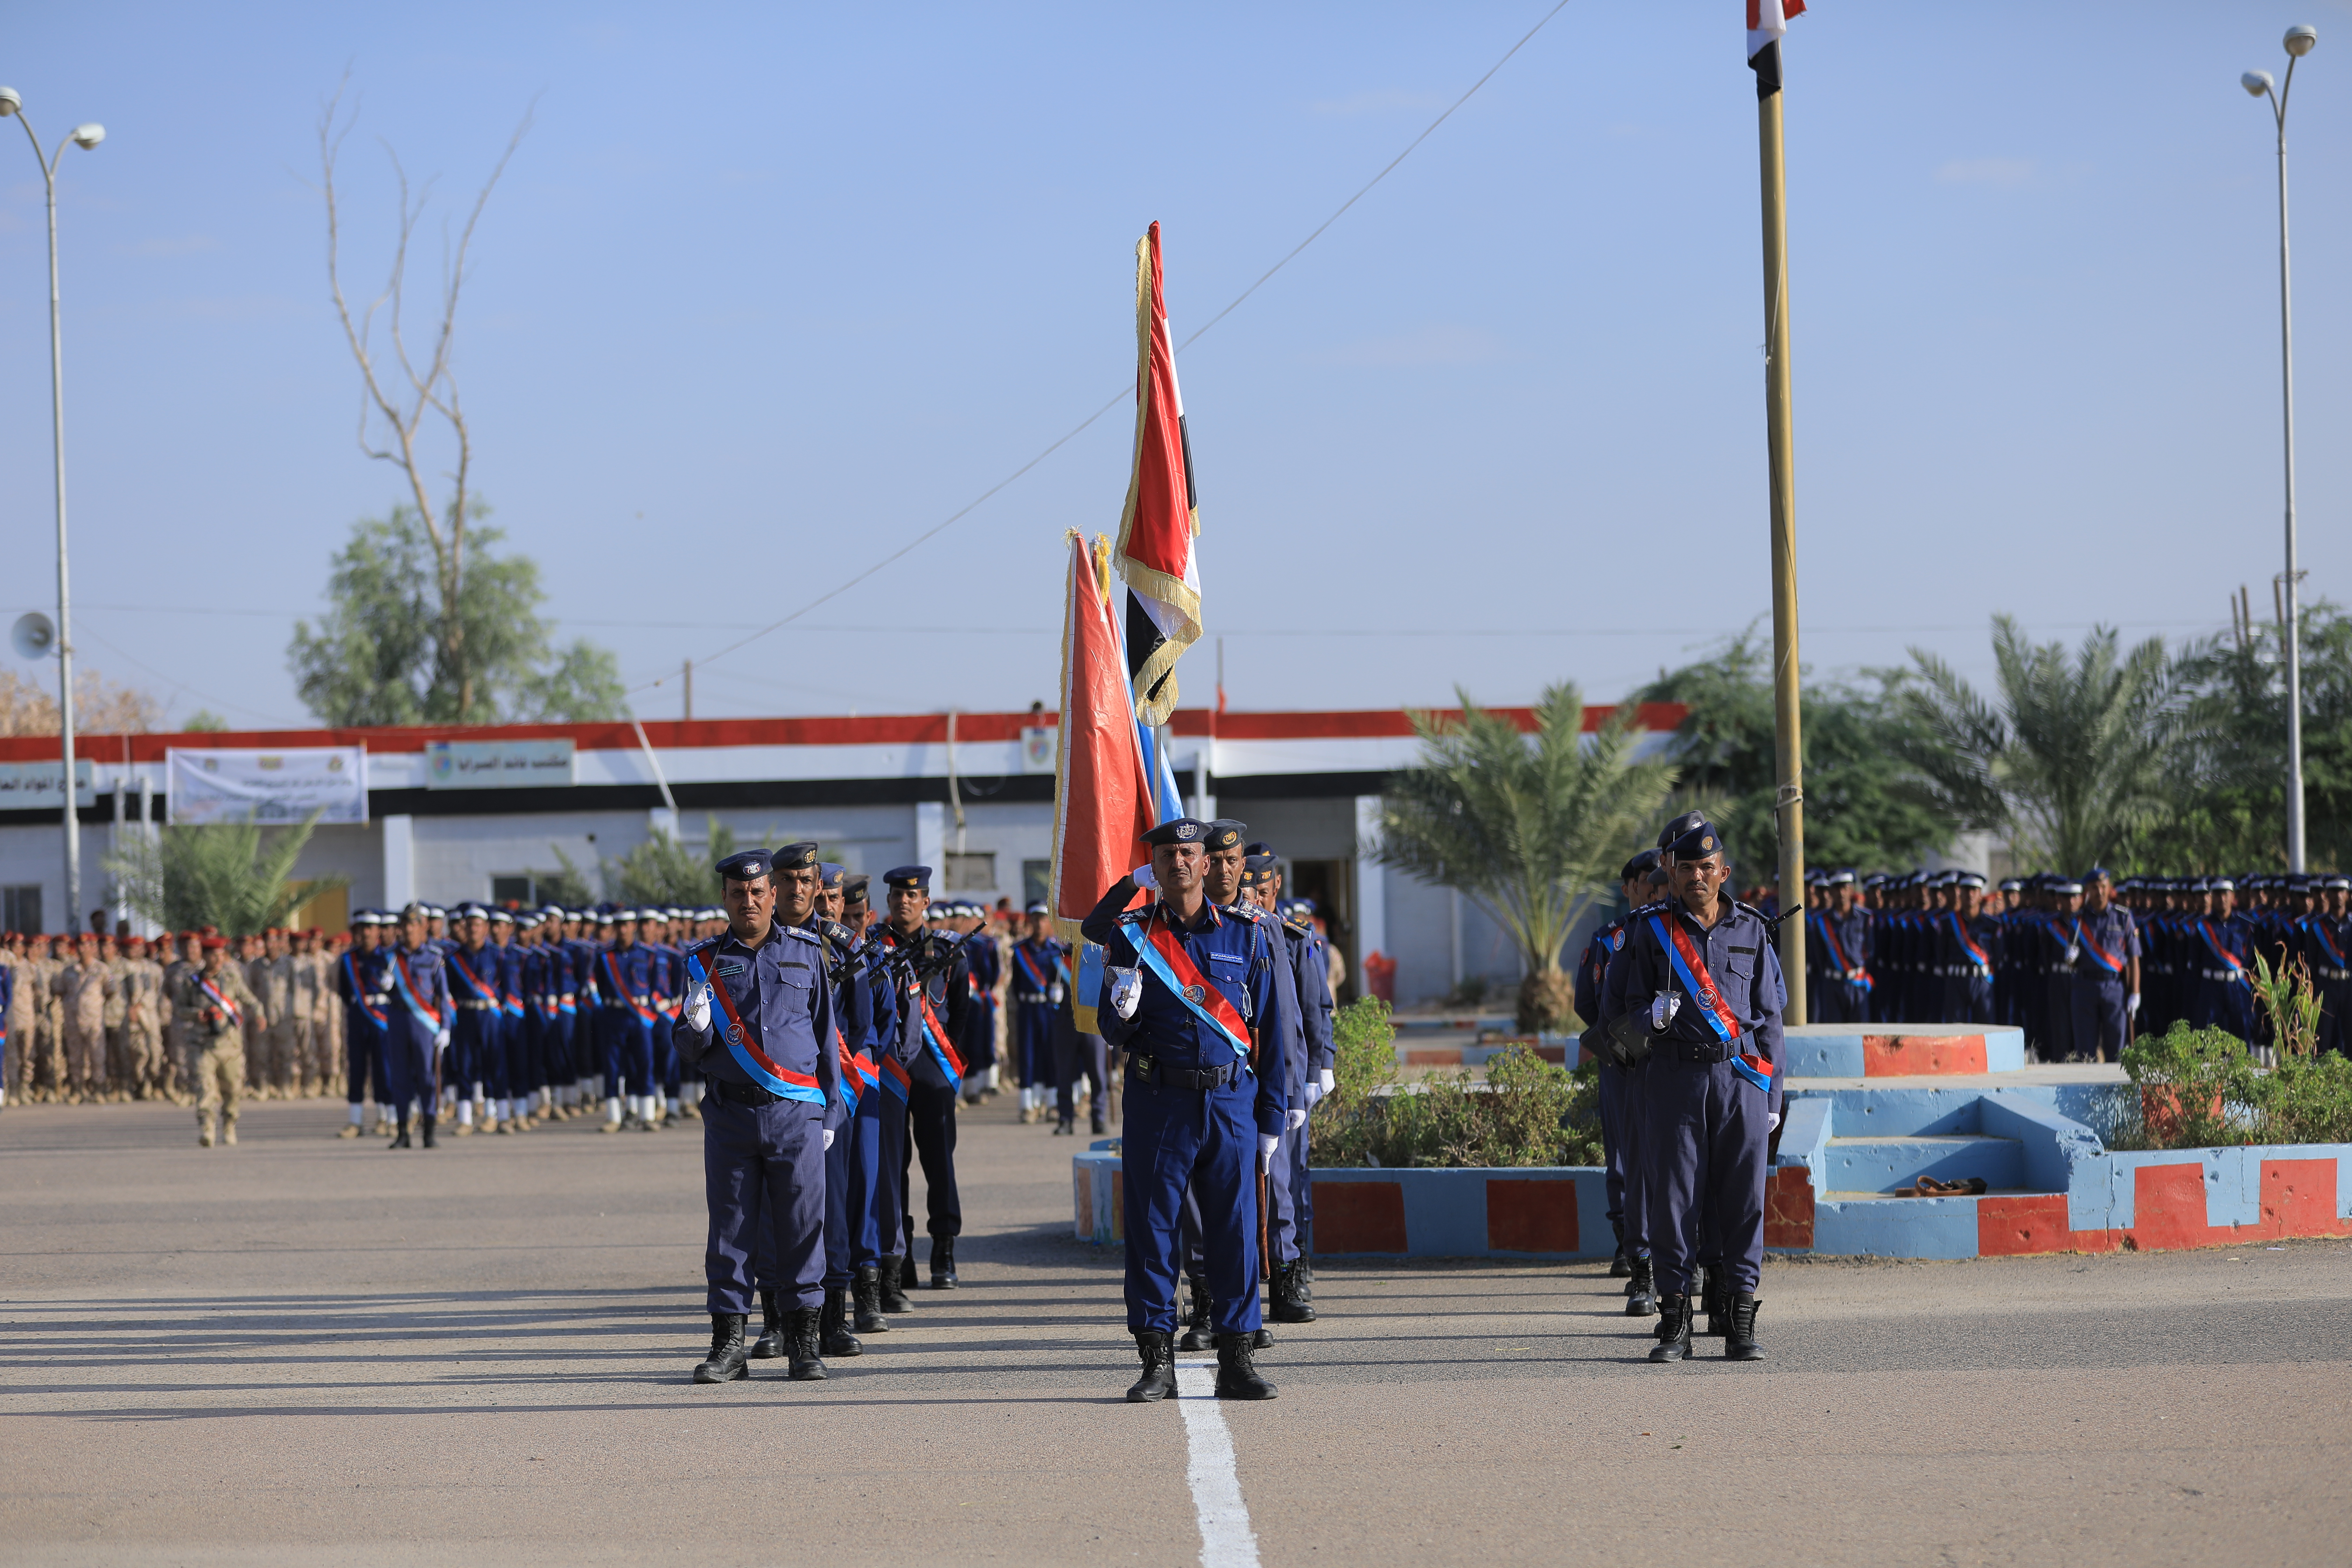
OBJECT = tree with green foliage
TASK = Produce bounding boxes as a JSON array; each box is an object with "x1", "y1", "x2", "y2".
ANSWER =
[
  {"x1": 1898, "y1": 615, "x2": 2191, "y2": 875},
  {"x1": 1377, "y1": 683, "x2": 1675, "y2": 1034},
  {"x1": 605, "y1": 819, "x2": 744, "y2": 907},
  {"x1": 2164, "y1": 601, "x2": 2352, "y2": 872},
  {"x1": 105, "y1": 809, "x2": 346, "y2": 937},
  {"x1": 1634, "y1": 624, "x2": 1957, "y2": 876},
  {"x1": 288, "y1": 506, "x2": 626, "y2": 728}
]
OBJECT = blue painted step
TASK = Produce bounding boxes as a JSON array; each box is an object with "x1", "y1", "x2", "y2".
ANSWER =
[{"x1": 1822, "y1": 1133, "x2": 2024, "y2": 1194}]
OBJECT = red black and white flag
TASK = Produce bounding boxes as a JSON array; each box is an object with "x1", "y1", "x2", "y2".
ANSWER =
[
  {"x1": 1113, "y1": 221, "x2": 1202, "y2": 729},
  {"x1": 1747, "y1": 0, "x2": 1805, "y2": 97},
  {"x1": 1048, "y1": 531, "x2": 1158, "y2": 953}
]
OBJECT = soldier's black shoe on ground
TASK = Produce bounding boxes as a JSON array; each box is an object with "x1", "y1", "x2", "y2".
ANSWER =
[
  {"x1": 693, "y1": 1313, "x2": 750, "y2": 1384},
  {"x1": 784, "y1": 1307, "x2": 827, "y2": 1380},
  {"x1": 1609, "y1": 1249, "x2": 1632, "y2": 1279},
  {"x1": 1270, "y1": 1260, "x2": 1316, "y2": 1323},
  {"x1": 851, "y1": 1265, "x2": 889, "y2": 1334},
  {"x1": 878, "y1": 1260, "x2": 913, "y2": 1315},
  {"x1": 1127, "y1": 1330, "x2": 1178, "y2": 1403},
  {"x1": 1724, "y1": 1293, "x2": 1763, "y2": 1360},
  {"x1": 929, "y1": 1237, "x2": 957, "y2": 1289},
  {"x1": 1251, "y1": 1327, "x2": 1274, "y2": 1349},
  {"x1": 1624, "y1": 1258, "x2": 1657, "y2": 1316},
  {"x1": 820, "y1": 1287, "x2": 863, "y2": 1358},
  {"x1": 388, "y1": 1118, "x2": 412, "y2": 1150},
  {"x1": 898, "y1": 1254, "x2": 919, "y2": 1293},
  {"x1": 1177, "y1": 1273, "x2": 1214, "y2": 1352},
  {"x1": 750, "y1": 1289, "x2": 786, "y2": 1359},
  {"x1": 1697, "y1": 1266, "x2": 1728, "y2": 1336},
  {"x1": 1090, "y1": 1112, "x2": 1107, "y2": 1135},
  {"x1": 419, "y1": 1114, "x2": 438, "y2": 1150},
  {"x1": 1648, "y1": 1295, "x2": 1693, "y2": 1363},
  {"x1": 1213, "y1": 1334, "x2": 1277, "y2": 1400}
]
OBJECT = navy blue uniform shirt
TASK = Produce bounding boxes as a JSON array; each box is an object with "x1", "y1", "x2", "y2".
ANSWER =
[
  {"x1": 673, "y1": 922, "x2": 839, "y2": 1111},
  {"x1": 1600, "y1": 897, "x2": 1786, "y2": 1117}
]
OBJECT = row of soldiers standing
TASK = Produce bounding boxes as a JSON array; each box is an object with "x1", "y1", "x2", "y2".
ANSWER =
[
  {"x1": 1, "y1": 923, "x2": 343, "y2": 1115},
  {"x1": 1800, "y1": 867, "x2": 2352, "y2": 1059}
]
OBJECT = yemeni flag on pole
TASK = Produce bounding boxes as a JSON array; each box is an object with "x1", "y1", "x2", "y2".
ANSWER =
[
  {"x1": 1048, "y1": 531, "x2": 1159, "y2": 960},
  {"x1": 1747, "y1": 0, "x2": 1804, "y2": 96},
  {"x1": 1113, "y1": 221, "x2": 1202, "y2": 729}
]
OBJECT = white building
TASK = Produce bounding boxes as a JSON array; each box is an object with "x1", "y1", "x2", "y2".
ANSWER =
[{"x1": 0, "y1": 702, "x2": 1681, "y2": 1009}]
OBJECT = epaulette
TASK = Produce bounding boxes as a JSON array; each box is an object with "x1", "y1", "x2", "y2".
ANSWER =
[
  {"x1": 686, "y1": 934, "x2": 721, "y2": 956},
  {"x1": 777, "y1": 924, "x2": 821, "y2": 946}
]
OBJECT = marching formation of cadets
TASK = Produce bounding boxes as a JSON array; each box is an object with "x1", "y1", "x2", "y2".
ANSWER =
[{"x1": 1797, "y1": 865, "x2": 2352, "y2": 1058}]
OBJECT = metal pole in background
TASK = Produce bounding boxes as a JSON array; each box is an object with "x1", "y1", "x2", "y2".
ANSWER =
[
  {"x1": 1755, "y1": 43, "x2": 1807, "y2": 1020},
  {"x1": 2245, "y1": 27, "x2": 2318, "y2": 872},
  {"x1": 2, "y1": 95, "x2": 104, "y2": 934}
]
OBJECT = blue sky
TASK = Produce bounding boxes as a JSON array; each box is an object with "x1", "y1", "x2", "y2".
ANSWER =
[{"x1": 1, "y1": 1, "x2": 2347, "y2": 728}]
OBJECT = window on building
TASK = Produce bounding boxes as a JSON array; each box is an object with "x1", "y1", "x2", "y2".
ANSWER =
[
  {"x1": 2, "y1": 884, "x2": 41, "y2": 934},
  {"x1": 491, "y1": 875, "x2": 537, "y2": 908},
  {"x1": 945, "y1": 852, "x2": 995, "y2": 893},
  {"x1": 1022, "y1": 859, "x2": 1051, "y2": 908}
]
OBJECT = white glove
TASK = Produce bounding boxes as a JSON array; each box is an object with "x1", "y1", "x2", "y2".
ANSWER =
[
  {"x1": 1286, "y1": 1107, "x2": 1307, "y2": 1132},
  {"x1": 2065, "y1": 944, "x2": 2081, "y2": 965},
  {"x1": 1257, "y1": 1133, "x2": 1280, "y2": 1168},
  {"x1": 434, "y1": 1029, "x2": 451, "y2": 1052},
  {"x1": 1650, "y1": 992, "x2": 1681, "y2": 1032},
  {"x1": 1318, "y1": 1068, "x2": 1336, "y2": 1095},
  {"x1": 1131, "y1": 864, "x2": 1157, "y2": 891},
  {"x1": 2128, "y1": 993, "x2": 2141, "y2": 1016},
  {"x1": 1048, "y1": 983, "x2": 1064, "y2": 1004},
  {"x1": 1768, "y1": 1112, "x2": 1781, "y2": 1133},
  {"x1": 1303, "y1": 1082, "x2": 1323, "y2": 1109},
  {"x1": 823, "y1": 1129, "x2": 835, "y2": 1151},
  {"x1": 685, "y1": 983, "x2": 712, "y2": 1033},
  {"x1": 1108, "y1": 965, "x2": 1143, "y2": 1020}
]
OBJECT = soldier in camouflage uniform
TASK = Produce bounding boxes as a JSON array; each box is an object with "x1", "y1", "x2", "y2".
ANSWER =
[
  {"x1": 53, "y1": 932, "x2": 117, "y2": 1103},
  {"x1": 178, "y1": 936, "x2": 264, "y2": 1147}
]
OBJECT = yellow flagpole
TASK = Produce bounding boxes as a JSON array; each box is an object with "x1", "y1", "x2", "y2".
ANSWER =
[{"x1": 1758, "y1": 57, "x2": 1806, "y2": 1020}]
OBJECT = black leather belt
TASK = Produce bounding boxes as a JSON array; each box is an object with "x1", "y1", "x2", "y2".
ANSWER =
[
  {"x1": 1667, "y1": 1038, "x2": 1736, "y2": 1065},
  {"x1": 456, "y1": 999, "x2": 498, "y2": 1012},
  {"x1": 709, "y1": 1077, "x2": 785, "y2": 1108},
  {"x1": 1127, "y1": 1051, "x2": 1245, "y2": 1091}
]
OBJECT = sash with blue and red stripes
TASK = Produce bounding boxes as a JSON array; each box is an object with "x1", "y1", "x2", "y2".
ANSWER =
[
  {"x1": 1947, "y1": 912, "x2": 1992, "y2": 975},
  {"x1": 602, "y1": 952, "x2": 657, "y2": 1024},
  {"x1": 1646, "y1": 914, "x2": 1777, "y2": 1092},
  {"x1": 2197, "y1": 920, "x2": 2249, "y2": 988},
  {"x1": 1810, "y1": 911, "x2": 1872, "y2": 992},
  {"x1": 446, "y1": 947, "x2": 499, "y2": 1008},
  {"x1": 2071, "y1": 918, "x2": 2124, "y2": 977},
  {"x1": 879, "y1": 927, "x2": 969, "y2": 1082},
  {"x1": 1118, "y1": 917, "x2": 1254, "y2": 1064},
  {"x1": 1013, "y1": 944, "x2": 1053, "y2": 993},
  {"x1": 342, "y1": 953, "x2": 387, "y2": 1032},
  {"x1": 685, "y1": 951, "x2": 825, "y2": 1106},
  {"x1": 387, "y1": 951, "x2": 442, "y2": 1032},
  {"x1": 2310, "y1": 918, "x2": 2349, "y2": 969}
]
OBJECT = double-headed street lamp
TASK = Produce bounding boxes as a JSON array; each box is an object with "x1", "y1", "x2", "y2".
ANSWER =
[
  {"x1": 0, "y1": 88, "x2": 104, "y2": 932},
  {"x1": 2241, "y1": 26, "x2": 2318, "y2": 873}
]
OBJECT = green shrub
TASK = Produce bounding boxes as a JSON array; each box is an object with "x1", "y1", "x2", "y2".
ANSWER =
[
  {"x1": 1306, "y1": 998, "x2": 1599, "y2": 1168},
  {"x1": 2116, "y1": 1021, "x2": 2352, "y2": 1149}
]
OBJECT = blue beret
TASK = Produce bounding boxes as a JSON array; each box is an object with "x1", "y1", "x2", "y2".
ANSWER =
[
  {"x1": 841, "y1": 873, "x2": 871, "y2": 900},
  {"x1": 1202, "y1": 819, "x2": 1247, "y2": 852},
  {"x1": 1244, "y1": 840, "x2": 1274, "y2": 860},
  {"x1": 1142, "y1": 818, "x2": 1206, "y2": 847},
  {"x1": 1659, "y1": 813, "x2": 1722, "y2": 860},
  {"x1": 818, "y1": 862, "x2": 844, "y2": 889},
  {"x1": 771, "y1": 841, "x2": 819, "y2": 873},
  {"x1": 883, "y1": 864, "x2": 932, "y2": 891},
  {"x1": 1620, "y1": 849, "x2": 1661, "y2": 883},
  {"x1": 2083, "y1": 866, "x2": 2113, "y2": 883},
  {"x1": 717, "y1": 846, "x2": 773, "y2": 883}
]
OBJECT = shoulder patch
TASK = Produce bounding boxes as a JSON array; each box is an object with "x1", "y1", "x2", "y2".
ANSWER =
[{"x1": 1611, "y1": 929, "x2": 1625, "y2": 952}]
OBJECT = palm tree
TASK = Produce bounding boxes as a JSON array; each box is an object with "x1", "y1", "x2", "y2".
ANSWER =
[
  {"x1": 107, "y1": 809, "x2": 346, "y2": 936},
  {"x1": 1376, "y1": 683, "x2": 1677, "y2": 1033},
  {"x1": 1899, "y1": 615, "x2": 2190, "y2": 873}
]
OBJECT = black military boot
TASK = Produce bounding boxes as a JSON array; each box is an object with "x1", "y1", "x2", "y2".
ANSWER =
[
  {"x1": 1624, "y1": 1257, "x2": 1657, "y2": 1317},
  {"x1": 1609, "y1": 1221, "x2": 1631, "y2": 1278},
  {"x1": 1127, "y1": 1330, "x2": 1178, "y2": 1403},
  {"x1": 1213, "y1": 1333, "x2": 1277, "y2": 1400},
  {"x1": 898, "y1": 1254, "x2": 919, "y2": 1294},
  {"x1": 693, "y1": 1313, "x2": 750, "y2": 1384},
  {"x1": 784, "y1": 1307, "x2": 827, "y2": 1381},
  {"x1": 1270, "y1": 1260, "x2": 1317, "y2": 1323},
  {"x1": 419, "y1": 1114, "x2": 438, "y2": 1150},
  {"x1": 750, "y1": 1289, "x2": 786, "y2": 1359},
  {"x1": 1648, "y1": 1294, "x2": 1693, "y2": 1363},
  {"x1": 1698, "y1": 1268, "x2": 1730, "y2": 1337},
  {"x1": 388, "y1": 1115, "x2": 412, "y2": 1150},
  {"x1": 1723, "y1": 1293, "x2": 1763, "y2": 1361},
  {"x1": 929, "y1": 1236, "x2": 958, "y2": 1289},
  {"x1": 1177, "y1": 1273, "x2": 1214, "y2": 1352},
  {"x1": 1090, "y1": 1110, "x2": 1107, "y2": 1135},
  {"x1": 852, "y1": 1265, "x2": 889, "y2": 1334},
  {"x1": 878, "y1": 1258, "x2": 913, "y2": 1314},
  {"x1": 820, "y1": 1286, "x2": 863, "y2": 1358}
]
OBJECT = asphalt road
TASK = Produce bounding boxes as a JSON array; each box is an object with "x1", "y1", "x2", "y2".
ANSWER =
[{"x1": 3, "y1": 1096, "x2": 2348, "y2": 1567}]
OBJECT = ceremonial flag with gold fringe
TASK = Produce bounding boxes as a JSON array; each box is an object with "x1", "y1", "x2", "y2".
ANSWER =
[
  {"x1": 1048, "y1": 533, "x2": 1160, "y2": 1007},
  {"x1": 1113, "y1": 221, "x2": 1202, "y2": 729}
]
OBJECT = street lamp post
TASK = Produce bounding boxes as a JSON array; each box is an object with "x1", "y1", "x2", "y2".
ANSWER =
[
  {"x1": 0, "y1": 89, "x2": 104, "y2": 932},
  {"x1": 2242, "y1": 25, "x2": 2318, "y2": 873}
]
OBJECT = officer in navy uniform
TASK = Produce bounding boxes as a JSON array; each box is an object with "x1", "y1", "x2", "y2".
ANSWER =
[
  {"x1": 335, "y1": 909, "x2": 394, "y2": 1138},
  {"x1": 1574, "y1": 850, "x2": 1661, "y2": 1313},
  {"x1": 382, "y1": 902, "x2": 454, "y2": 1150},
  {"x1": 1935, "y1": 873, "x2": 2003, "y2": 1025},
  {"x1": 1809, "y1": 871, "x2": 1873, "y2": 1024},
  {"x1": 1010, "y1": 903, "x2": 1067, "y2": 1126},
  {"x1": 674, "y1": 844, "x2": 840, "y2": 1385},
  {"x1": 1081, "y1": 817, "x2": 1287, "y2": 1402},
  {"x1": 2304, "y1": 875, "x2": 2352, "y2": 1055},
  {"x1": 874, "y1": 866, "x2": 972, "y2": 1291},
  {"x1": 2066, "y1": 868, "x2": 2142, "y2": 1062},
  {"x1": 1597, "y1": 814, "x2": 1783, "y2": 1363},
  {"x1": 840, "y1": 872, "x2": 910, "y2": 1331},
  {"x1": 1239, "y1": 846, "x2": 1321, "y2": 1326},
  {"x1": 805, "y1": 863, "x2": 873, "y2": 1360}
]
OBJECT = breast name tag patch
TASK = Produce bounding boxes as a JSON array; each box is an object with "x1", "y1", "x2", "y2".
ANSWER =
[{"x1": 717, "y1": 958, "x2": 748, "y2": 977}]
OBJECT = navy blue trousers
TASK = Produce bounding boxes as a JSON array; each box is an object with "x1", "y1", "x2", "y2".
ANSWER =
[
  {"x1": 1639, "y1": 1055, "x2": 1768, "y2": 1298},
  {"x1": 702, "y1": 1092, "x2": 826, "y2": 1315},
  {"x1": 1287, "y1": 1106, "x2": 1314, "y2": 1261},
  {"x1": 344, "y1": 1014, "x2": 387, "y2": 1105},
  {"x1": 1601, "y1": 1061, "x2": 1650, "y2": 1257},
  {"x1": 1014, "y1": 1002, "x2": 1056, "y2": 1087},
  {"x1": 1813, "y1": 980, "x2": 1866, "y2": 1024},
  {"x1": 852, "y1": 1084, "x2": 907, "y2": 1264},
  {"x1": 822, "y1": 1104, "x2": 854, "y2": 1288},
  {"x1": 1124, "y1": 1072, "x2": 1263, "y2": 1337},
  {"x1": 1943, "y1": 975, "x2": 1997, "y2": 1026},
  {"x1": 505, "y1": 1013, "x2": 536, "y2": 1097},
  {"x1": 899, "y1": 1078, "x2": 962, "y2": 1241},
  {"x1": 2071, "y1": 978, "x2": 2129, "y2": 1062},
  {"x1": 601, "y1": 1011, "x2": 655, "y2": 1098},
  {"x1": 384, "y1": 1025, "x2": 439, "y2": 1119}
]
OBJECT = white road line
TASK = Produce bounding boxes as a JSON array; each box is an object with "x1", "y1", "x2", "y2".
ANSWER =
[{"x1": 1175, "y1": 1357, "x2": 1261, "y2": 1568}]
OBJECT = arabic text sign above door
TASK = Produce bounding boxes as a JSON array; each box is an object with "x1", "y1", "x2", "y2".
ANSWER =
[
  {"x1": 0, "y1": 759, "x2": 97, "y2": 810},
  {"x1": 167, "y1": 748, "x2": 369, "y2": 825},
  {"x1": 424, "y1": 738, "x2": 576, "y2": 789}
]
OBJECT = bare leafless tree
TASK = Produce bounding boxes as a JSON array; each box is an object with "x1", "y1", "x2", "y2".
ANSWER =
[{"x1": 317, "y1": 79, "x2": 532, "y2": 722}]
